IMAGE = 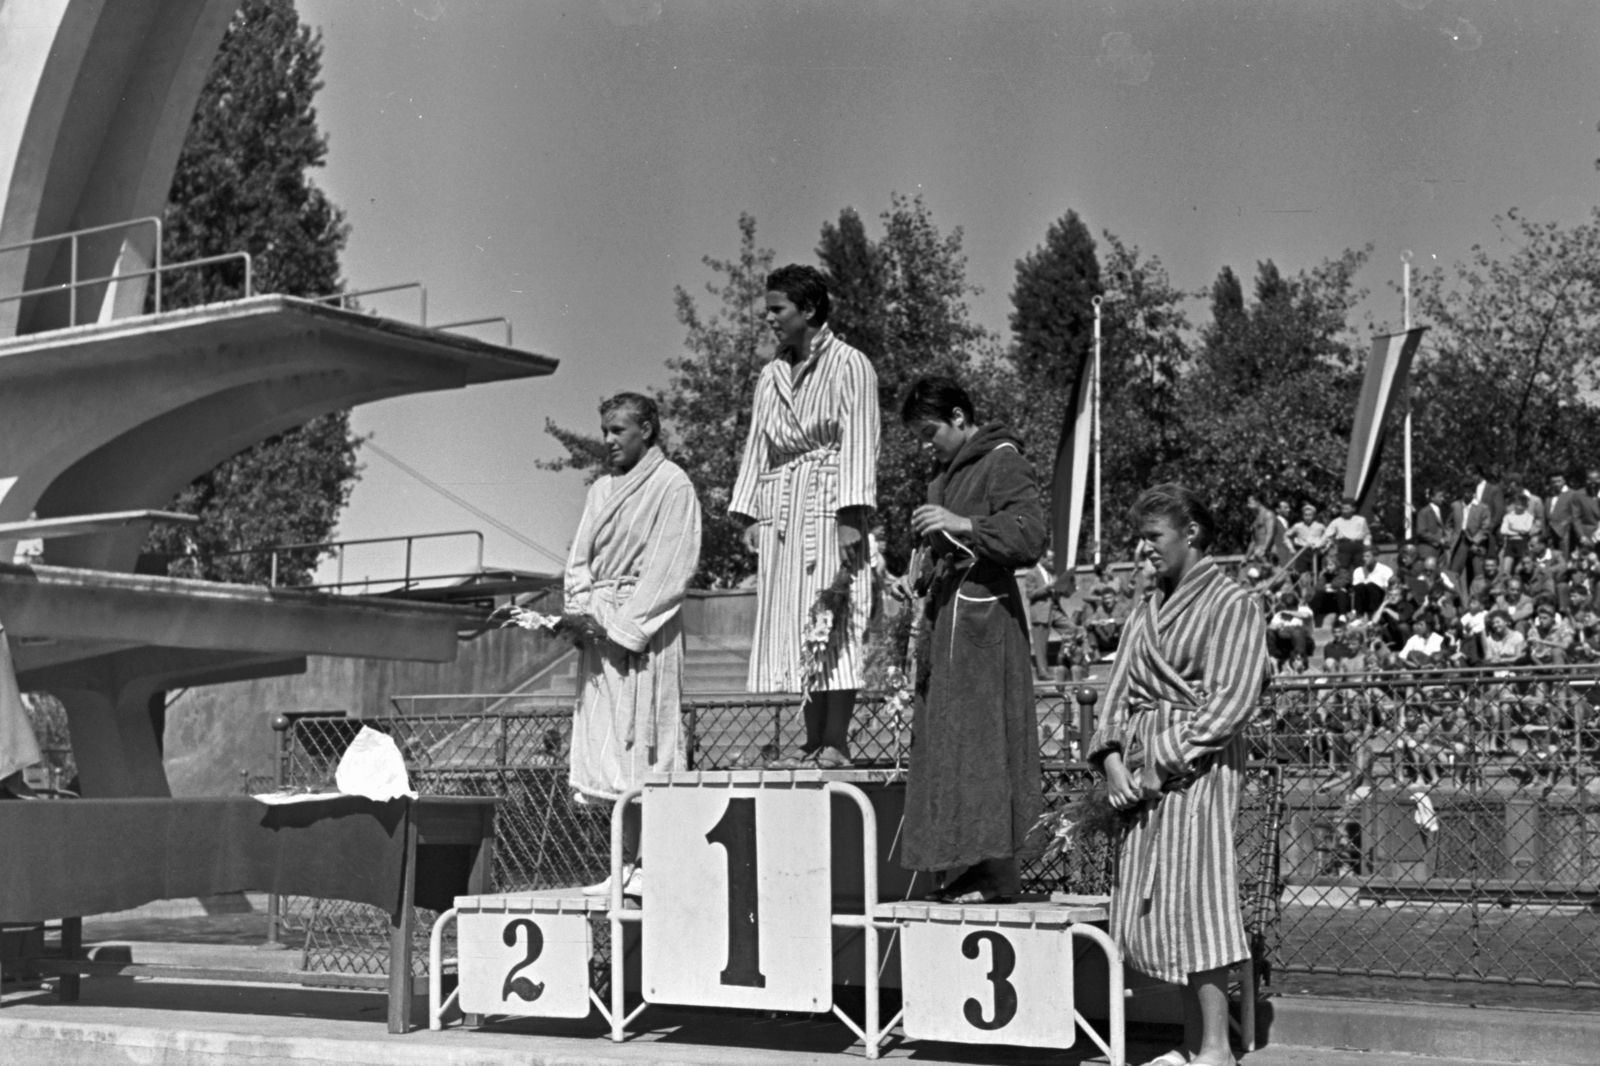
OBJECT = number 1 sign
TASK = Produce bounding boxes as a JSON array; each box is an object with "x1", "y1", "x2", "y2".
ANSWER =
[{"x1": 642, "y1": 784, "x2": 833, "y2": 1012}]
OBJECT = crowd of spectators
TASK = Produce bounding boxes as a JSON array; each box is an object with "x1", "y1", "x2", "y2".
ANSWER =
[{"x1": 1241, "y1": 468, "x2": 1600, "y2": 679}]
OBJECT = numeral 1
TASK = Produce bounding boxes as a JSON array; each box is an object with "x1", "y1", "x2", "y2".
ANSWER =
[{"x1": 706, "y1": 796, "x2": 766, "y2": 988}]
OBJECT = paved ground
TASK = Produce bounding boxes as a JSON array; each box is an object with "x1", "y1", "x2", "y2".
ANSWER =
[{"x1": 0, "y1": 978, "x2": 1545, "y2": 1066}]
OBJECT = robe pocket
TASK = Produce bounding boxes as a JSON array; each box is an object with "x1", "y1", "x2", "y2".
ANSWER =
[{"x1": 955, "y1": 589, "x2": 1007, "y2": 648}]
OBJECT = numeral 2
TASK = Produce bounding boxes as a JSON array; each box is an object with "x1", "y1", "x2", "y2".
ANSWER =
[
  {"x1": 501, "y1": 918, "x2": 546, "y2": 1002},
  {"x1": 961, "y1": 930, "x2": 1018, "y2": 1030},
  {"x1": 706, "y1": 796, "x2": 766, "y2": 988}
]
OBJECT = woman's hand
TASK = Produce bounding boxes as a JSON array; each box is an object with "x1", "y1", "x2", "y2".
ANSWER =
[
  {"x1": 837, "y1": 507, "x2": 867, "y2": 567},
  {"x1": 1139, "y1": 763, "x2": 1165, "y2": 803},
  {"x1": 912, "y1": 504, "x2": 972, "y2": 539},
  {"x1": 741, "y1": 520, "x2": 761, "y2": 553},
  {"x1": 1104, "y1": 753, "x2": 1140, "y2": 811}
]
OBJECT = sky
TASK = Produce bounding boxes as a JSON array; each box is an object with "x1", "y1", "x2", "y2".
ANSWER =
[{"x1": 292, "y1": 0, "x2": 1600, "y2": 586}]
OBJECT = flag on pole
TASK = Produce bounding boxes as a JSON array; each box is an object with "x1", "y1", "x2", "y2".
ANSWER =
[
  {"x1": 1344, "y1": 326, "x2": 1428, "y2": 514},
  {"x1": 1052, "y1": 352, "x2": 1095, "y2": 570}
]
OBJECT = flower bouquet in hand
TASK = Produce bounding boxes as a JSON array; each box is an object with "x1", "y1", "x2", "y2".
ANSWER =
[
  {"x1": 1029, "y1": 787, "x2": 1127, "y2": 863},
  {"x1": 501, "y1": 606, "x2": 608, "y2": 646},
  {"x1": 799, "y1": 564, "x2": 854, "y2": 696}
]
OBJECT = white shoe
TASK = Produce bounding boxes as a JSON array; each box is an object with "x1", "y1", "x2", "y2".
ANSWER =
[{"x1": 622, "y1": 868, "x2": 643, "y2": 899}]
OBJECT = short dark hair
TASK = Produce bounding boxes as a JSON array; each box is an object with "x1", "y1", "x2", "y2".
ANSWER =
[
  {"x1": 900, "y1": 375, "x2": 978, "y2": 425},
  {"x1": 765, "y1": 264, "x2": 830, "y2": 326},
  {"x1": 1128, "y1": 483, "x2": 1218, "y2": 551},
  {"x1": 599, "y1": 391, "x2": 660, "y2": 446}
]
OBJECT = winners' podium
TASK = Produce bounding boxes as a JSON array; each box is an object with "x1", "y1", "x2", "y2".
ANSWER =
[{"x1": 432, "y1": 769, "x2": 1123, "y2": 1063}]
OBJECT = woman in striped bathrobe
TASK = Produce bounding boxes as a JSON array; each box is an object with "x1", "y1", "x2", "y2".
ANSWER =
[
  {"x1": 731, "y1": 265, "x2": 879, "y2": 768},
  {"x1": 1090, "y1": 484, "x2": 1268, "y2": 1066}
]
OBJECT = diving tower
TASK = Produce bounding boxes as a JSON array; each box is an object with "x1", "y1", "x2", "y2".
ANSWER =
[{"x1": 0, "y1": 0, "x2": 561, "y2": 799}]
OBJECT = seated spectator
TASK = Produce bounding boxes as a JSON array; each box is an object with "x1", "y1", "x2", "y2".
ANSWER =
[
  {"x1": 1322, "y1": 498, "x2": 1372, "y2": 575},
  {"x1": 1395, "y1": 543, "x2": 1423, "y2": 595},
  {"x1": 1418, "y1": 555, "x2": 1463, "y2": 615},
  {"x1": 1482, "y1": 609, "x2": 1529, "y2": 665},
  {"x1": 1308, "y1": 567, "x2": 1352, "y2": 628},
  {"x1": 1321, "y1": 616, "x2": 1367, "y2": 674},
  {"x1": 1526, "y1": 596, "x2": 1574, "y2": 665},
  {"x1": 1077, "y1": 584, "x2": 1124, "y2": 662},
  {"x1": 1498, "y1": 578, "x2": 1536, "y2": 630},
  {"x1": 1468, "y1": 556, "x2": 1508, "y2": 604},
  {"x1": 1286, "y1": 502, "x2": 1326, "y2": 576},
  {"x1": 1530, "y1": 533, "x2": 1564, "y2": 572},
  {"x1": 1399, "y1": 615, "x2": 1449, "y2": 668},
  {"x1": 1267, "y1": 589, "x2": 1315, "y2": 663},
  {"x1": 1372, "y1": 581, "x2": 1416, "y2": 651},
  {"x1": 1456, "y1": 591, "x2": 1494, "y2": 665},
  {"x1": 1351, "y1": 547, "x2": 1393, "y2": 617},
  {"x1": 1569, "y1": 609, "x2": 1600, "y2": 663},
  {"x1": 1499, "y1": 494, "x2": 1536, "y2": 568},
  {"x1": 1513, "y1": 555, "x2": 1556, "y2": 603}
]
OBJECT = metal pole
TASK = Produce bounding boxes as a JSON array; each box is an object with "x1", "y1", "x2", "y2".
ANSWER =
[
  {"x1": 266, "y1": 714, "x2": 289, "y2": 948},
  {"x1": 1402, "y1": 250, "x2": 1414, "y2": 541},
  {"x1": 69, "y1": 234, "x2": 78, "y2": 326},
  {"x1": 1092, "y1": 295, "x2": 1103, "y2": 569}
]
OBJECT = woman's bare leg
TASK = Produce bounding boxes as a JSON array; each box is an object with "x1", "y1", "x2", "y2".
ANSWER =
[{"x1": 1181, "y1": 966, "x2": 1235, "y2": 1065}]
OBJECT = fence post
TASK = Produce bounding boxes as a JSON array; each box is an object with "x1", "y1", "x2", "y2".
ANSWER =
[
  {"x1": 1075, "y1": 687, "x2": 1098, "y2": 761},
  {"x1": 266, "y1": 714, "x2": 290, "y2": 949}
]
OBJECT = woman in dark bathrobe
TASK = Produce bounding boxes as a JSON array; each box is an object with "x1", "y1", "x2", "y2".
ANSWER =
[{"x1": 899, "y1": 375, "x2": 1047, "y2": 903}]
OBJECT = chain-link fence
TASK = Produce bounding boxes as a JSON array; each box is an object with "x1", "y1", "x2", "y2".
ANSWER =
[
  {"x1": 275, "y1": 685, "x2": 1283, "y2": 979},
  {"x1": 1263, "y1": 665, "x2": 1600, "y2": 990},
  {"x1": 275, "y1": 666, "x2": 1600, "y2": 990}
]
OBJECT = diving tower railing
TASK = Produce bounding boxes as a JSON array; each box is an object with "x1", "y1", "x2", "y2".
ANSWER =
[
  {"x1": 193, "y1": 528, "x2": 489, "y2": 594},
  {"x1": 0, "y1": 216, "x2": 513, "y2": 342}
]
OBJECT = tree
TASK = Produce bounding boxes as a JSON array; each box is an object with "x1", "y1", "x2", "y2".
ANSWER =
[
  {"x1": 1404, "y1": 208, "x2": 1600, "y2": 502},
  {"x1": 819, "y1": 194, "x2": 995, "y2": 571},
  {"x1": 141, "y1": 0, "x2": 359, "y2": 586},
  {"x1": 1008, "y1": 211, "x2": 1100, "y2": 387},
  {"x1": 986, "y1": 220, "x2": 1190, "y2": 565},
  {"x1": 1166, "y1": 249, "x2": 1370, "y2": 552},
  {"x1": 541, "y1": 213, "x2": 774, "y2": 588}
]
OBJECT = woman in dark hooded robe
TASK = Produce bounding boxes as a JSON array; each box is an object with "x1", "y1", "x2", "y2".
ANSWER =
[{"x1": 899, "y1": 375, "x2": 1046, "y2": 902}]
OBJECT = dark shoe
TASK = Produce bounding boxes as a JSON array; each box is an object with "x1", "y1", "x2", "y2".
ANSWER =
[{"x1": 812, "y1": 747, "x2": 853, "y2": 770}]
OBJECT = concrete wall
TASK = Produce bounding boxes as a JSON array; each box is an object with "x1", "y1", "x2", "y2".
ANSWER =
[
  {"x1": 162, "y1": 588, "x2": 758, "y2": 796},
  {"x1": 164, "y1": 614, "x2": 571, "y2": 796}
]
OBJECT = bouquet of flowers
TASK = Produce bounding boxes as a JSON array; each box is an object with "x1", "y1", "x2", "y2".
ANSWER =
[
  {"x1": 1029, "y1": 787, "x2": 1127, "y2": 863},
  {"x1": 798, "y1": 565, "x2": 854, "y2": 696},
  {"x1": 502, "y1": 606, "x2": 607, "y2": 645}
]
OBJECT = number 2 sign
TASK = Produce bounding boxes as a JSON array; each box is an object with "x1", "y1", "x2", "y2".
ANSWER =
[
  {"x1": 900, "y1": 921, "x2": 1077, "y2": 1048},
  {"x1": 642, "y1": 784, "x2": 834, "y2": 1012},
  {"x1": 457, "y1": 909, "x2": 594, "y2": 1019}
]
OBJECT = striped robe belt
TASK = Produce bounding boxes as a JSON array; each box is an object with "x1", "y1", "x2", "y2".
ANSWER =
[
  {"x1": 1123, "y1": 695, "x2": 1204, "y2": 905},
  {"x1": 761, "y1": 445, "x2": 840, "y2": 575}
]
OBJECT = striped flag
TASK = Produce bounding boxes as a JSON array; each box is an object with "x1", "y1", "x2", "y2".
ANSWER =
[
  {"x1": 1052, "y1": 350, "x2": 1095, "y2": 569},
  {"x1": 1344, "y1": 326, "x2": 1428, "y2": 513}
]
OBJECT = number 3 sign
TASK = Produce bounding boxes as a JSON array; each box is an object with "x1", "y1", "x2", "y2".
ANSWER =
[
  {"x1": 900, "y1": 919, "x2": 1077, "y2": 1048},
  {"x1": 642, "y1": 783, "x2": 834, "y2": 1012}
]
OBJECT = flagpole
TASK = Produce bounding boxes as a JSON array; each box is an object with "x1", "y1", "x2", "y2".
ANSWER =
[
  {"x1": 1091, "y1": 295, "x2": 1103, "y2": 570},
  {"x1": 1402, "y1": 250, "x2": 1414, "y2": 541}
]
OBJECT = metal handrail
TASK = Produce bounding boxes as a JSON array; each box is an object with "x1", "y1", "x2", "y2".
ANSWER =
[
  {"x1": 0, "y1": 250, "x2": 252, "y2": 327},
  {"x1": 314, "y1": 282, "x2": 426, "y2": 326},
  {"x1": 0, "y1": 215, "x2": 162, "y2": 324},
  {"x1": 435, "y1": 316, "x2": 512, "y2": 346},
  {"x1": 194, "y1": 528, "x2": 484, "y2": 589}
]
